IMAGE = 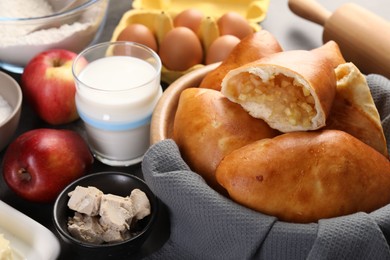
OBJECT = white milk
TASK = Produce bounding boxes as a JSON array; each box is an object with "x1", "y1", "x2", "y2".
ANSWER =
[{"x1": 75, "y1": 55, "x2": 162, "y2": 166}]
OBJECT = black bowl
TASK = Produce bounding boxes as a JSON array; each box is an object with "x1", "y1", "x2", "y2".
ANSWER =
[{"x1": 53, "y1": 171, "x2": 158, "y2": 259}]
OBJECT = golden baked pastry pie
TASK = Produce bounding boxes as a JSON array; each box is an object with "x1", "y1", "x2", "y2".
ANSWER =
[
  {"x1": 216, "y1": 130, "x2": 390, "y2": 223},
  {"x1": 199, "y1": 30, "x2": 283, "y2": 91},
  {"x1": 173, "y1": 87, "x2": 279, "y2": 193}
]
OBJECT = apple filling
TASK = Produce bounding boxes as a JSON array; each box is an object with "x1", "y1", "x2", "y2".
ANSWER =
[{"x1": 226, "y1": 72, "x2": 316, "y2": 128}]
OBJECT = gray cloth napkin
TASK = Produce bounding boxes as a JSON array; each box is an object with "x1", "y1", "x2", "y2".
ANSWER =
[{"x1": 142, "y1": 74, "x2": 390, "y2": 260}]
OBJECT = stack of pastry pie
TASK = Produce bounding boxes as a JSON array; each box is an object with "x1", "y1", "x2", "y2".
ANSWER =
[{"x1": 172, "y1": 30, "x2": 390, "y2": 223}]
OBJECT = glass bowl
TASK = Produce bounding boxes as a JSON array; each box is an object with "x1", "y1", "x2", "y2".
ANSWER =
[{"x1": 0, "y1": 0, "x2": 109, "y2": 73}]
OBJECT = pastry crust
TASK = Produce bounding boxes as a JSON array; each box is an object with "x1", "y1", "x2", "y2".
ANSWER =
[
  {"x1": 199, "y1": 30, "x2": 283, "y2": 91},
  {"x1": 215, "y1": 130, "x2": 390, "y2": 223},
  {"x1": 221, "y1": 41, "x2": 344, "y2": 132},
  {"x1": 313, "y1": 40, "x2": 346, "y2": 68},
  {"x1": 326, "y1": 62, "x2": 388, "y2": 157},
  {"x1": 173, "y1": 88, "x2": 279, "y2": 193}
]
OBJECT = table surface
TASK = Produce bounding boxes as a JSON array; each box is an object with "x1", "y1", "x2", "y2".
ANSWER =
[{"x1": 0, "y1": 0, "x2": 389, "y2": 259}]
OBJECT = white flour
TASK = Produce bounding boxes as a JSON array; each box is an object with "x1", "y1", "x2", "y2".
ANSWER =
[
  {"x1": 0, "y1": 0, "x2": 54, "y2": 40},
  {"x1": 0, "y1": 22, "x2": 94, "y2": 46},
  {"x1": 0, "y1": 0, "x2": 106, "y2": 68},
  {"x1": 0, "y1": 95, "x2": 12, "y2": 124},
  {"x1": 0, "y1": 0, "x2": 53, "y2": 18},
  {"x1": 0, "y1": 0, "x2": 94, "y2": 44}
]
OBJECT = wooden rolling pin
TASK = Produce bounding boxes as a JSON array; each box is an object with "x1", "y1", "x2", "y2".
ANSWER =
[{"x1": 288, "y1": 0, "x2": 390, "y2": 79}]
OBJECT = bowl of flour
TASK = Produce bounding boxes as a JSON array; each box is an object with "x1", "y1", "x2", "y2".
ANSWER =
[
  {"x1": 0, "y1": 0, "x2": 109, "y2": 73},
  {"x1": 0, "y1": 71, "x2": 22, "y2": 152}
]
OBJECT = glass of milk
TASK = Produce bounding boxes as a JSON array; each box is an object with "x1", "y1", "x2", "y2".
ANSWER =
[{"x1": 72, "y1": 41, "x2": 162, "y2": 166}]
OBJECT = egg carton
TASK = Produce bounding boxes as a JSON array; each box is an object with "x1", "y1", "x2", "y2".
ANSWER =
[{"x1": 110, "y1": 0, "x2": 270, "y2": 84}]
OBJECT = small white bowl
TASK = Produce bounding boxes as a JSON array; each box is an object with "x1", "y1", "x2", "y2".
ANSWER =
[{"x1": 0, "y1": 71, "x2": 22, "y2": 151}]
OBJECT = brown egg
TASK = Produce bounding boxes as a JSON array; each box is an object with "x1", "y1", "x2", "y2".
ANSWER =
[
  {"x1": 116, "y1": 23, "x2": 158, "y2": 52},
  {"x1": 159, "y1": 27, "x2": 203, "y2": 71},
  {"x1": 217, "y1": 12, "x2": 253, "y2": 39},
  {"x1": 206, "y1": 35, "x2": 240, "y2": 64},
  {"x1": 173, "y1": 8, "x2": 204, "y2": 33}
]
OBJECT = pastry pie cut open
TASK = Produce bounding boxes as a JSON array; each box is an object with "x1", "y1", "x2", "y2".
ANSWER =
[
  {"x1": 221, "y1": 41, "x2": 344, "y2": 132},
  {"x1": 326, "y1": 62, "x2": 388, "y2": 157}
]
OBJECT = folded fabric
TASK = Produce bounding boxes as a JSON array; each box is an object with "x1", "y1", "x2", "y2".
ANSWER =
[{"x1": 142, "y1": 74, "x2": 390, "y2": 259}]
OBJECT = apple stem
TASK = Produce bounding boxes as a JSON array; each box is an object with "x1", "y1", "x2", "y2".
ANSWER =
[
  {"x1": 53, "y1": 59, "x2": 62, "y2": 67},
  {"x1": 18, "y1": 168, "x2": 32, "y2": 182}
]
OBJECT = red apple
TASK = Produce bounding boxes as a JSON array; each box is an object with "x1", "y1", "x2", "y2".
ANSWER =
[
  {"x1": 21, "y1": 49, "x2": 88, "y2": 125},
  {"x1": 2, "y1": 128, "x2": 94, "y2": 203}
]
